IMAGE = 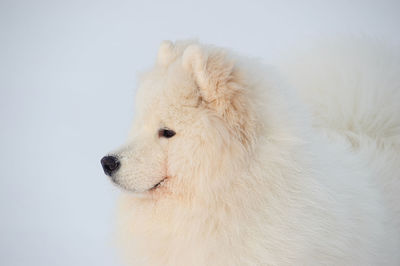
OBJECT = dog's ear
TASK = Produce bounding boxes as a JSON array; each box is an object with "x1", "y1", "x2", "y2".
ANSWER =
[
  {"x1": 157, "y1": 40, "x2": 175, "y2": 67},
  {"x1": 182, "y1": 44, "x2": 247, "y2": 114},
  {"x1": 182, "y1": 44, "x2": 255, "y2": 145}
]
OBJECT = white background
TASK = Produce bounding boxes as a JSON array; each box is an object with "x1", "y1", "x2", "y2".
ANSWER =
[{"x1": 0, "y1": 0, "x2": 399, "y2": 265}]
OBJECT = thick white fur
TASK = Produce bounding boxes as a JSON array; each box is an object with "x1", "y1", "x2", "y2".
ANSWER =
[{"x1": 110, "y1": 39, "x2": 400, "y2": 265}]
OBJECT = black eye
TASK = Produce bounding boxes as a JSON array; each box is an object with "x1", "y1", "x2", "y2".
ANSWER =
[{"x1": 159, "y1": 128, "x2": 176, "y2": 138}]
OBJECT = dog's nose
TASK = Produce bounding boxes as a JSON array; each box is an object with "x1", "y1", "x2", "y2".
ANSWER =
[{"x1": 101, "y1": 156, "x2": 120, "y2": 176}]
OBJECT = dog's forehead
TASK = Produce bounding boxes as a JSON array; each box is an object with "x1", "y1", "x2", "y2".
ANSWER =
[
  {"x1": 163, "y1": 62, "x2": 200, "y2": 105},
  {"x1": 141, "y1": 63, "x2": 198, "y2": 102},
  {"x1": 135, "y1": 64, "x2": 200, "y2": 123}
]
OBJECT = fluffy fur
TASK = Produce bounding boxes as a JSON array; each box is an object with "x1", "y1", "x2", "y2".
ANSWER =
[{"x1": 105, "y1": 39, "x2": 400, "y2": 265}]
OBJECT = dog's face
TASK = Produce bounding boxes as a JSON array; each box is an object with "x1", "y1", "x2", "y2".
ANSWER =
[{"x1": 101, "y1": 41, "x2": 255, "y2": 199}]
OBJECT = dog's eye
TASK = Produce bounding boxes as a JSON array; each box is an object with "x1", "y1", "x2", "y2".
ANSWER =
[{"x1": 158, "y1": 128, "x2": 176, "y2": 138}]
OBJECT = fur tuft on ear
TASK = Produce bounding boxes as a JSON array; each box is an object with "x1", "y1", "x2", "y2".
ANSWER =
[
  {"x1": 157, "y1": 40, "x2": 175, "y2": 67},
  {"x1": 182, "y1": 44, "x2": 206, "y2": 75}
]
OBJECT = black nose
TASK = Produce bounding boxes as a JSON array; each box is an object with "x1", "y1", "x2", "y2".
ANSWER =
[{"x1": 101, "y1": 156, "x2": 120, "y2": 176}]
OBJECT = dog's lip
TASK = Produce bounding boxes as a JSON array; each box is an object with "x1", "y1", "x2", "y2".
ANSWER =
[{"x1": 149, "y1": 177, "x2": 167, "y2": 191}]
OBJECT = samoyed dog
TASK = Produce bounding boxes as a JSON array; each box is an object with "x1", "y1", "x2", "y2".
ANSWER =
[{"x1": 101, "y1": 39, "x2": 400, "y2": 265}]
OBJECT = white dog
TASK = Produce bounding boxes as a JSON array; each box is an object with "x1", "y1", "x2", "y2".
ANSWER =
[{"x1": 101, "y1": 39, "x2": 400, "y2": 265}]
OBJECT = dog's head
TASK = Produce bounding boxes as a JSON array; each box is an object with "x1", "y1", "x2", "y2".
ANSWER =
[{"x1": 101, "y1": 41, "x2": 257, "y2": 199}]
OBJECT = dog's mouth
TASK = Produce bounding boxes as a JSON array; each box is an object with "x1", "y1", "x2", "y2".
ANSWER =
[
  {"x1": 110, "y1": 175, "x2": 168, "y2": 194},
  {"x1": 149, "y1": 177, "x2": 167, "y2": 191}
]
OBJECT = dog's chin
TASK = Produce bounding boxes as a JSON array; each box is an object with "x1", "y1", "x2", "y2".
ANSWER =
[{"x1": 110, "y1": 176, "x2": 168, "y2": 197}]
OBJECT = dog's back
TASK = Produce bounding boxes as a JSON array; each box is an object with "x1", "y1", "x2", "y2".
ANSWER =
[
  {"x1": 280, "y1": 38, "x2": 400, "y2": 260},
  {"x1": 280, "y1": 39, "x2": 400, "y2": 146}
]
